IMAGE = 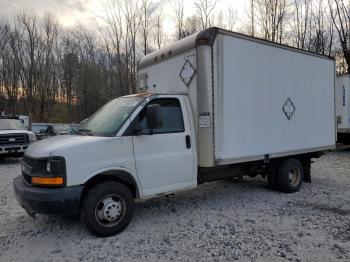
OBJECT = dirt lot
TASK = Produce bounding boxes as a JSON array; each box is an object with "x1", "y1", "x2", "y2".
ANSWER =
[{"x1": 0, "y1": 150, "x2": 349, "y2": 262}]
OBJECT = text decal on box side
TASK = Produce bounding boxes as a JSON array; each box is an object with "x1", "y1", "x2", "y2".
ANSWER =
[{"x1": 199, "y1": 112, "x2": 211, "y2": 128}]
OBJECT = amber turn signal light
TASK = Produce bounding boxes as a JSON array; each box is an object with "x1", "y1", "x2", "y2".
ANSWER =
[{"x1": 31, "y1": 177, "x2": 64, "y2": 185}]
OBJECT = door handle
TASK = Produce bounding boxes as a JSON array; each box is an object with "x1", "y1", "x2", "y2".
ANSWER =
[{"x1": 185, "y1": 135, "x2": 191, "y2": 149}]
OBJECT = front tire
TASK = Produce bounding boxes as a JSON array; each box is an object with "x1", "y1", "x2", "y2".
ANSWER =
[
  {"x1": 81, "y1": 182, "x2": 134, "y2": 237},
  {"x1": 277, "y1": 158, "x2": 304, "y2": 193}
]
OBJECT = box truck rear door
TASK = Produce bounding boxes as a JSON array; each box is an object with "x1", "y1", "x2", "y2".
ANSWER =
[{"x1": 133, "y1": 97, "x2": 195, "y2": 197}]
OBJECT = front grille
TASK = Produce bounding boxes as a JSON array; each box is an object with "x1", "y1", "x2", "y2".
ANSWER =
[
  {"x1": 0, "y1": 133, "x2": 28, "y2": 146},
  {"x1": 22, "y1": 155, "x2": 36, "y2": 167}
]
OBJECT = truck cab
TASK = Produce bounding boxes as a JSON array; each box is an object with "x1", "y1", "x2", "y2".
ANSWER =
[{"x1": 14, "y1": 93, "x2": 197, "y2": 236}]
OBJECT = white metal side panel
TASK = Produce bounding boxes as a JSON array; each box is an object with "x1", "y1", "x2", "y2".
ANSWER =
[
  {"x1": 215, "y1": 35, "x2": 335, "y2": 162},
  {"x1": 336, "y1": 75, "x2": 350, "y2": 130},
  {"x1": 138, "y1": 50, "x2": 197, "y2": 95}
]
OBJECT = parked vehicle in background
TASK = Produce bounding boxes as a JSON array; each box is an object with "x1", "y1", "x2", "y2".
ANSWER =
[
  {"x1": 0, "y1": 117, "x2": 36, "y2": 159},
  {"x1": 31, "y1": 123, "x2": 79, "y2": 140},
  {"x1": 336, "y1": 74, "x2": 350, "y2": 143},
  {"x1": 46, "y1": 124, "x2": 74, "y2": 137},
  {"x1": 18, "y1": 115, "x2": 30, "y2": 130},
  {"x1": 30, "y1": 123, "x2": 48, "y2": 139},
  {"x1": 0, "y1": 114, "x2": 30, "y2": 130},
  {"x1": 14, "y1": 28, "x2": 336, "y2": 237}
]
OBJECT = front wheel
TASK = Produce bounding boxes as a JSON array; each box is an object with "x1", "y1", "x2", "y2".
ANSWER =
[
  {"x1": 80, "y1": 181, "x2": 134, "y2": 237},
  {"x1": 277, "y1": 158, "x2": 304, "y2": 193}
]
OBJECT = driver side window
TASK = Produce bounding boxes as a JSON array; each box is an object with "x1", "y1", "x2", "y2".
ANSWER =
[{"x1": 139, "y1": 98, "x2": 184, "y2": 134}]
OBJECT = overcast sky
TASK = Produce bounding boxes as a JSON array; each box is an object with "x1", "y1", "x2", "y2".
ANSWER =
[{"x1": 0, "y1": 0, "x2": 248, "y2": 29}]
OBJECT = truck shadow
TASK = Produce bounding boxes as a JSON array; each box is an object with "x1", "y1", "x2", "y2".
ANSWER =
[
  {"x1": 15, "y1": 177, "x2": 270, "y2": 239},
  {"x1": 132, "y1": 178, "x2": 272, "y2": 222},
  {"x1": 0, "y1": 157, "x2": 21, "y2": 166}
]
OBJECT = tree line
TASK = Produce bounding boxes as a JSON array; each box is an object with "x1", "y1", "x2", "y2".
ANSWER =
[{"x1": 0, "y1": 0, "x2": 349, "y2": 123}]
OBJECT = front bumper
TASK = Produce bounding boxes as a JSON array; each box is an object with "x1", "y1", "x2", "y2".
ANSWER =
[
  {"x1": 13, "y1": 176, "x2": 83, "y2": 215},
  {"x1": 0, "y1": 145, "x2": 29, "y2": 156}
]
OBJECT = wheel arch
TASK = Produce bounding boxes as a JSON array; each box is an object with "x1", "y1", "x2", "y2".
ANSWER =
[{"x1": 82, "y1": 169, "x2": 141, "y2": 200}]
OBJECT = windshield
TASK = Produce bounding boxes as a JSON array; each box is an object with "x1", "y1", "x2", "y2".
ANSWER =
[
  {"x1": 0, "y1": 119, "x2": 25, "y2": 130},
  {"x1": 79, "y1": 96, "x2": 144, "y2": 136}
]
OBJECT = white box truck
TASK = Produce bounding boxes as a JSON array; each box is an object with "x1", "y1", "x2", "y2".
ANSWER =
[
  {"x1": 14, "y1": 28, "x2": 336, "y2": 237},
  {"x1": 336, "y1": 74, "x2": 350, "y2": 143}
]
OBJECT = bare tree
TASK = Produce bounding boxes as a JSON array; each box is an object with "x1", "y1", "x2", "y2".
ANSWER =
[
  {"x1": 16, "y1": 13, "x2": 44, "y2": 114},
  {"x1": 194, "y1": 0, "x2": 218, "y2": 30},
  {"x1": 0, "y1": 1, "x2": 345, "y2": 122},
  {"x1": 0, "y1": 23, "x2": 9, "y2": 99},
  {"x1": 140, "y1": 0, "x2": 156, "y2": 55},
  {"x1": 153, "y1": 8, "x2": 165, "y2": 49},
  {"x1": 256, "y1": 0, "x2": 288, "y2": 43},
  {"x1": 293, "y1": 0, "x2": 311, "y2": 50},
  {"x1": 171, "y1": 0, "x2": 186, "y2": 40},
  {"x1": 247, "y1": 0, "x2": 256, "y2": 36},
  {"x1": 0, "y1": 10, "x2": 143, "y2": 122},
  {"x1": 309, "y1": 0, "x2": 334, "y2": 56},
  {"x1": 0, "y1": 22, "x2": 9, "y2": 53},
  {"x1": 0, "y1": 22, "x2": 17, "y2": 112},
  {"x1": 104, "y1": 0, "x2": 125, "y2": 94},
  {"x1": 225, "y1": 7, "x2": 238, "y2": 31},
  {"x1": 215, "y1": 10, "x2": 225, "y2": 28},
  {"x1": 123, "y1": 0, "x2": 142, "y2": 94},
  {"x1": 183, "y1": 15, "x2": 201, "y2": 37},
  {"x1": 37, "y1": 14, "x2": 60, "y2": 119},
  {"x1": 328, "y1": 0, "x2": 350, "y2": 73}
]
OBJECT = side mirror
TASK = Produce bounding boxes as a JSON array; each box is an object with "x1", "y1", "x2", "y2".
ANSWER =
[
  {"x1": 146, "y1": 104, "x2": 162, "y2": 130},
  {"x1": 133, "y1": 118, "x2": 154, "y2": 136}
]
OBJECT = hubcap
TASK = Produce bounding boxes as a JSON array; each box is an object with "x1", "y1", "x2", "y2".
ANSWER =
[
  {"x1": 95, "y1": 195, "x2": 125, "y2": 227},
  {"x1": 288, "y1": 166, "x2": 301, "y2": 187}
]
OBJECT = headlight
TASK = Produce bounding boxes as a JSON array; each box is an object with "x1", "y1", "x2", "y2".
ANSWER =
[
  {"x1": 46, "y1": 161, "x2": 51, "y2": 173},
  {"x1": 28, "y1": 133, "x2": 37, "y2": 142},
  {"x1": 46, "y1": 158, "x2": 65, "y2": 176},
  {"x1": 31, "y1": 157, "x2": 66, "y2": 187}
]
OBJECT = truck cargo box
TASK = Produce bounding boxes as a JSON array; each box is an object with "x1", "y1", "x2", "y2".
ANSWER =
[{"x1": 138, "y1": 28, "x2": 336, "y2": 167}]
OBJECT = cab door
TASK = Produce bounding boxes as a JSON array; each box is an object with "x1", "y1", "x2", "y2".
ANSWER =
[{"x1": 132, "y1": 96, "x2": 195, "y2": 197}]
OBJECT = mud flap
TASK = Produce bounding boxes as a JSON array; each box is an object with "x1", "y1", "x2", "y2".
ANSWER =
[
  {"x1": 266, "y1": 162, "x2": 279, "y2": 190},
  {"x1": 302, "y1": 159, "x2": 312, "y2": 183}
]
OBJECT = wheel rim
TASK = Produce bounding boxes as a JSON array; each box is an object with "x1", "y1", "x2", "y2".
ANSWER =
[
  {"x1": 288, "y1": 166, "x2": 301, "y2": 187},
  {"x1": 95, "y1": 194, "x2": 126, "y2": 228}
]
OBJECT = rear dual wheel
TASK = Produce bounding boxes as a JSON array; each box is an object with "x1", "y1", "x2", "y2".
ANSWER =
[{"x1": 268, "y1": 158, "x2": 304, "y2": 193}]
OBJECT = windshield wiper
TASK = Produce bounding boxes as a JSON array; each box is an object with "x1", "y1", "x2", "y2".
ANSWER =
[{"x1": 75, "y1": 129, "x2": 92, "y2": 136}]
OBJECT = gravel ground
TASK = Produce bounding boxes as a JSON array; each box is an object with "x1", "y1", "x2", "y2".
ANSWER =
[{"x1": 0, "y1": 150, "x2": 349, "y2": 262}]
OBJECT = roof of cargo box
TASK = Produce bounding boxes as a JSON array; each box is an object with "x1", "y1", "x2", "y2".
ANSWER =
[{"x1": 139, "y1": 27, "x2": 334, "y2": 70}]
